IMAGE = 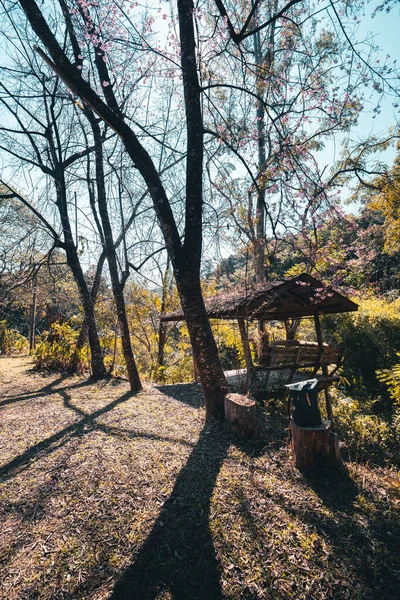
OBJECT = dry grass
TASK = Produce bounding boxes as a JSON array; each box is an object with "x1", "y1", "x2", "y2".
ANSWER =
[{"x1": 0, "y1": 357, "x2": 399, "y2": 600}]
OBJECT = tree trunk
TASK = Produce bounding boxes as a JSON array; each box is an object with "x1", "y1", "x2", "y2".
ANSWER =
[
  {"x1": 156, "y1": 260, "x2": 171, "y2": 381},
  {"x1": 18, "y1": 0, "x2": 227, "y2": 417},
  {"x1": 177, "y1": 274, "x2": 228, "y2": 419},
  {"x1": 225, "y1": 393, "x2": 257, "y2": 438},
  {"x1": 290, "y1": 419, "x2": 341, "y2": 471},
  {"x1": 71, "y1": 251, "x2": 106, "y2": 373},
  {"x1": 314, "y1": 312, "x2": 334, "y2": 424},
  {"x1": 64, "y1": 243, "x2": 106, "y2": 379},
  {"x1": 253, "y1": 10, "x2": 267, "y2": 284},
  {"x1": 173, "y1": 0, "x2": 228, "y2": 417},
  {"x1": 252, "y1": 2, "x2": 278, "y2": 285},
  {"x1": 54, "y1": 170, "x2": 106, "y2": 380},
  {"x1": 157, "y1": 320, "x2": 167, "y2": 375},
  {"x1": 28, "y1": 273, "x2": 37, "y2": 351},
  {"x1": 89, "y1": 115, "x2": 142, "y2": 392},
  {"x1": 284, "y1": 318, "x2": 300, "y2": 340}
]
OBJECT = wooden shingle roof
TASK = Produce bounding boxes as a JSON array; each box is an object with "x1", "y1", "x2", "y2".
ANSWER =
[{"x1": 162, "y1": 273, "x2": 358, "y2": 322}]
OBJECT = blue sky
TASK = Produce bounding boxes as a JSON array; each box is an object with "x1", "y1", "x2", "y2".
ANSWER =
[
  {"x1": 318, "y1": 3, "x2": 400, "y2": 172},
  {"x1": 353, "y1": 5, "x2": 399, "y2": 145},
  {"x1": 1, "y1": 1, "x2": 398, "y2": 205}
]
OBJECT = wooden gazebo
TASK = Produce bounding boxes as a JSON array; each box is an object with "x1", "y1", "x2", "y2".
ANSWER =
[{"x1": 162, "y1": 273, "x2": 358, "y2": 417}]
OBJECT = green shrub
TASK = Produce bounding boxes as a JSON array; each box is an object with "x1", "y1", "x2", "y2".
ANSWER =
[
  {"x1": 0, "y1": 320, "x2": 27, "y2": 355},
  {"x1": 33, "y1": 321, "x2": 90, "y2": 373},
  {"x1": 377, "y1": 356, "x2": 400, "y2": 452},
  {"x1": 377, "y1": 354, "x2": 400, "y2": 405},
  {"x1": 333, "y1": 391, "x2": 399, "y2": 465},
  {"x1": 323, "y1": 296, "x2": 400, "y2": 403}
]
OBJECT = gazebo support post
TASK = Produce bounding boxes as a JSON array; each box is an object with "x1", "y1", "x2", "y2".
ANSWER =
[
  {"x1": 257, "y1": 319, "x2": 263, "y2": 360},
  {"x1": 314, "y1": 311, "x2": 334, "y2": 425},
  {"x1": 237, "y1": 317, "x2": 254, "y2": 374}
]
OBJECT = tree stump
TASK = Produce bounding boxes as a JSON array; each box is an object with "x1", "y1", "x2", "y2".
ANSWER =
[
  {"x1": 224, "y1": 393, "x2": 257, "y2": 438},
  {"x1": 290, "y1": 419, "x2": 341, "y2": 471}
]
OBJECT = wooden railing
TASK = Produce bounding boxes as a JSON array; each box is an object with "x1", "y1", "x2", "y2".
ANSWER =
[{"x1": 258, "y1": 340, "x2": 343, "y2": 377}]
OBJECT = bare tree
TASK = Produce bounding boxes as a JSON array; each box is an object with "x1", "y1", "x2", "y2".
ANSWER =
[
  {"x1": 0, "y1": 67, "x2": 107, "y2": 377},
  {"x1": 7, "y1": 0, "x2": 400, "y2": 418}
]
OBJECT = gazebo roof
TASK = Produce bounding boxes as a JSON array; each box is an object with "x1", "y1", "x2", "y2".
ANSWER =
[{"x1": 162, "y1": 273, "x2": 358, "y2": 322}]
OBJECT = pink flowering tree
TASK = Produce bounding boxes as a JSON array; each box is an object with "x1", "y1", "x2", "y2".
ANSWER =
[
  {"x1": 203, "y1": 1, "x2": 399, "y2": 283},
  {"x1": 9, "y1": 0, "x2": 400, "y2": 418}
]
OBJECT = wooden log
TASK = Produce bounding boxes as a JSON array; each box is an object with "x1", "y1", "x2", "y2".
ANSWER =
[
  {"x1": 224, "y1": 393, "x2": 257, "y2": 438},
  {"x1": 290, "y1": 419, "x2": 341, "y2": 471}
]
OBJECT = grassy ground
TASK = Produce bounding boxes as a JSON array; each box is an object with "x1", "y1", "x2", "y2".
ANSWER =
[{"x1": 1, "y1": 356, "x2": 399, "y2": 600}]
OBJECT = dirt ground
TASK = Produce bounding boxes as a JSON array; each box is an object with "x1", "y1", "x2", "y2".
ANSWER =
[{"x1": 1, "y1": 356, "x2": 400, "y2": 600}]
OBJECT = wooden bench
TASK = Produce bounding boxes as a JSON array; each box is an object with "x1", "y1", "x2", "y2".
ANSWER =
[{"x1": 258, "y1": 340, "x2": 343, "y2": 382}]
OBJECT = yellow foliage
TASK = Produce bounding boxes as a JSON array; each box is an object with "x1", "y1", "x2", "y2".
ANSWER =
[
  {"x1": 33, "y1": 321, "x2": 90, "y2": 372},
  {"x1": 367, "y1": 136, "x2": 400, "y2": 254},
  {"x1": 125, "y1": 283, "x2": 193, "y2": 384},
  {"x1": 0, "y1": 321, "x2": 27, "y2": 355},
  {"x1": 323, "y1": 294, "x2": 400, "y2": 400},
  {"x1": 352, "y1": 295, "x2": 400, "y2": 323}
]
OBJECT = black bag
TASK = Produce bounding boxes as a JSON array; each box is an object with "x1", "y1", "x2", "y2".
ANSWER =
[{"x1": 286, "y1": 378, "x2": 322, "y2": 427}]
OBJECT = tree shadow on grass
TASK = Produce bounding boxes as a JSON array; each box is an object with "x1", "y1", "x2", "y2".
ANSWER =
[
  {"x1": 243, "y1": 461, "x2": 400, "y2": 599},
  {"x1": 1, "y1": 380, "x2": 206, "y2": 594},
  {"x1": 109, "y1": 406, "x2": 287, "y2": 600},
  {"x1": 110, "y1": 421, "x2": 230, "y2": 600},
  {"x1": 2, "y1": 373, "x2": 289, "y2": 600},
  {"x1": 302, "y1": 465, "x2": 400, "y2": 598},
  {"x1": 0, "y1": 388, "x2": 136, "y2": 481},
  {"x1": 0, "y1": 435, "x2": 84, "y2": 569},
  {"x1": 155, "y1": 382, "x2": 204, "y2": 408},
  {"x1": 0, "y1": 380, "x2": 200, "y2": 483},
  {"x1": 302, "y1": 463, "x2": 359, "y2": 513},
  {"x1": 0, "y1": 374, "x2": 93, "y2": 408}
]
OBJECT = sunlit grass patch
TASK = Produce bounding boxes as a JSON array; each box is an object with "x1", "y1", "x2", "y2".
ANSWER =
[{"x1": 1, "y1": 357, "x2": 399, "y2": 600}]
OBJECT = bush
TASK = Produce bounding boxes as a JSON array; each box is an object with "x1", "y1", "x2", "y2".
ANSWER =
[
  {"x1": 377, "y1": 354, "x2": 400, "y2": 406},
  {"x1": 160, "y1": 325, "x2": 195, "y2": 384},
  {"x1": 322, "y1": 296, "x2": 400, "y2": 403},
  {"x1": 33, "y1": 321, "x2": 90, "y2": 373},
  {"x1": 332, "y1": 391, "x2": 399, "y2": 465},
  {"x1": 377, "y1": 356, "x2": 400, "y2": 451},
  {"x1": 0, "y1": 320, "x2": 27, "y2": 355}
]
